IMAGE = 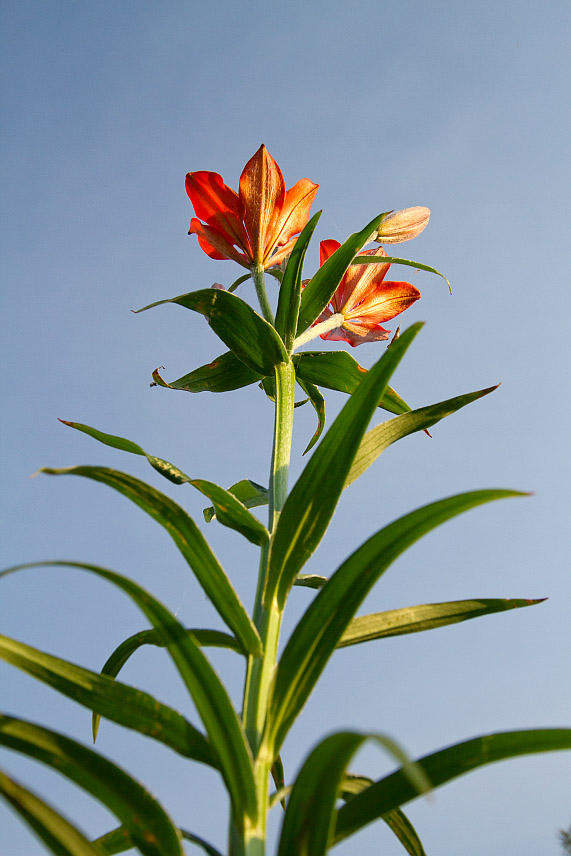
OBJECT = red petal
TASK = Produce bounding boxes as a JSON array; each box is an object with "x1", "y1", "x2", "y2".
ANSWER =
[
  {"x1": 188, "y1": 218, "x2": 250, "y2": 267},
  {"x1": 185, "y1": 171, "x2": 250, "y2": 253},
  {"x1": 239, "y1": 145, "x2": 285, "y2": 265},
  {"x1": 319, "y1": 239, "x2": 341, "y2": 265},
  {"x1": 186, "y1": 171, "x2": 242, "y2": 223},
  {"x1": 353, "y1": 280, "x2": 420, "y2": 322},
  {"x1": 263, "y1": 178, "x2": 319, "y2": 265}
]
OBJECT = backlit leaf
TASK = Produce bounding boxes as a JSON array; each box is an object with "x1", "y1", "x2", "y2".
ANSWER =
[
  {"x1": 0, "y1": 633, "x2": 214, "y2": 767},
  {"x1": 0, "y1": 717, "x2": 184, "y2": 856},
  {"x1": 344, "y1": 385, "x2": 498, "y2": 488},
  {"x1": 92, "y1": 628, "x2": 244, "y2": 742},
  {"x1": 151, "y1": 352, "x2": 262, "y2": 393},
  {"x1": 337, "y1": 598, "x2": 545, "y2": 648},
  {"x1": 277, "y1": 731, "x2": 426, "y2": 856},
  {"x1": 135, "y1": 288, "x2": 287, "y2": 375},
  {"x1": 2, "y1": 562, "x2": 257, "y2": 825},
  {"x1": 39, "y1": 466, "x2": 262, "y2": 656},
  {"x1": 0, "y1": 768, "x2": 104, "y2": 856},
  {"x1": 294, "y1": 350, "x2": 412, "y2": 417},
  {"x1": 267, "y1": 325, "x2": 421, "y2": 608},
  {"x1": 268, "y1": 489, "x2": 525, "y2": 753},
  {"x1": 334, "y1": 728, "x2": 571, "y2": 843},
  {"x1": 275, "y1": 211, "x2": 321, "y2": 351}
]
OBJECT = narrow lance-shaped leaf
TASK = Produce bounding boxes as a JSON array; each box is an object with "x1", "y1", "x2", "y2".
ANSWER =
[
  {"x1": 340, "y1": 777, "x2": 427, "y2": 856},
  {"x1": 92, "y1": 627, "x2": 244, "y2": 742},
  {"x1": 344, "y1": 385, "x2": 499, "y2": 488},
  {"x1": 293, "y1": 350, "x2": 412, "y2": 417},
  {"x1": 0, "y1": 768, "x2": 105, "y2": 856},
  {"x1": 0, "y1": 717, "x2": 184, "y2": 856},
  {"x1": 2, "y1": 561, "x2": 258, "y2": 825},
  {"x1": 204, "y1": 479, "x2": 268, "y2": 523},
  {"x1": 380, "y1": 809, "x2": 427, "y2": 856},
  {"x1": 267, "y1": 324, "x2": 422, "y2": 608},
  {"x1": 297, "y1": 212, "x2": 389, "y2": 334},
  {"x1": 91, "y1": 827, "x2": 132, "y2": 855},
  {"x1": 334, "y1": 728, "x2": 571, "y2": 844},
  {"x1": 277, "y1": 731, "x2": 427, "y2": 856},
  {"x1": 180, "y1": 829, "x2": 226, "y2": 856},
  {"x1": 0, "y1": 631, "x2": 215, "y2": 767},
  {"x1": 135, "y1": 288, "x2": 288, "y2": 375},
  {"x1": 39, "y1": 466, "x2": 262, "y2": 657},
  {"x1": 295, "y1": 377, "x2": 325, "y2": 455},
  {"x1": 93, "y1": 827, "x2": 225, "y2": 856},
  {"x1": 267, "y1": 489, "x2": 525, "y2": 753},
  {"x1": 275, "y1": 210, "x2": 321, "y2": 351},
  {"x1": 337, "y1": 598, "x2": 545, "y2": 648},
  {"x1": 351, "y1": 253, "x2": 451, "y2": 292},
  {"x1": 293, "y1": 574, "x2": 329, "y2": 589},
  {"x1": 151, "y1": 351, "x2": 263, "y2": 394},
  {"x1": 58, "y1": 421, "x2": 269, "y2": 546}
]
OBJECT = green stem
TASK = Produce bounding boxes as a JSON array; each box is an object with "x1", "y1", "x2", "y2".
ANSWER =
[
  {"x1": 243, "y1": 360, "x2": 295, "y2": 746},
  {"x1": 239, "y1": 343, "x2": 296, "y2": 855},
  {"x1": 250, "y1": 263, "x2": 275, "y2": 325}
]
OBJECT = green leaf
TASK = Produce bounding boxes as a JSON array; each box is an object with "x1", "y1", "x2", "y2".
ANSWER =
[
  {"x1": 135, "y1": 288, "x2": 288, "y2": 375},
  {"x1": 293, "y1": 574, "x2": 329, "y2": 590},
  {"x1": 334, "y1": 728, "x2": 571, "y2": 844},
  {"x1": 297, "y1": 212, "x2": 389, "y2": 334},
  {"x1": 189, "y1": 479, "x2": 269, "y2": 546},
  {"x1": 227, "y1": 273, "x2": 251, "y2": 293},
  {"x1": 93, "y1": 827, "x2": 225, "y2": 856},
  {"x1": 151, "y1": 352, "x2": 262, "y2": 394},
  {"x1": 92, "y1": 628, "x2": 244, "y2": 742},
  {"x1": 91, "y1": 827, "x2": 132, "y2": 855},
  {"x1": 275, "y1": 211, "x2": 321, "y2": 351},
  {"x1": 380, "y1": 809, "x2": 428, "y2": 856},
  {"x1": 2, "y1": 561, "x2": 258, "y2": 825},
  {"x1": 294, "y1": 350, "x2": 412, "y2": 417},
  {"x1": 337, "y1": 598, "x2": 546, "y2": 648},
  {"x1": 0, "y1": 768, "x2": 105, "y2": 856},
  {"x1": 296, "y1": 377, "x2": 325, "y2": 455},
  {"x1": 277, "y1": 731, "x2": 427, "y2": 856},
  {"x1": 351, "y1": 254, "x2": 451, "y2": 292},
  {"x1": 268, "y1": 489, "x2": 525, "y2": 753},
  {"x1": 340, "y1": 775, "x2": 428, "y2": 856},
  {"x1": 39, "y1": 466, "x2": 262, "y2": 657},
  {"x1": 58, "y1": 421, "x2": 270, "y2": 546},
  {"x1": 58, "y1": 420, "x2": 146, "y2": 456},
  {"x1": 344, "y1": 385, "x2": 498, "y2": 488},
  {"x1": 340, "y1": 773, "x2": 374, "y2": 798},
  {"x1": 203, "y1": 479, "x2": 268, "y2": 523},
  {"x1": 0, "y1": 717, "x2": 184, "y2": 856},
  {"x1": 0, "y1": 633, "x2": 215, "y2": 767},
  {"x1": 180, "y1": 829, "x2": 225, "y2": 856},
  {"x1": 267, "y1": 324, "x2": 422, "y2": 609},
  {"x1": 341, "y1": 774, "x2": 428, "y2": 855}
]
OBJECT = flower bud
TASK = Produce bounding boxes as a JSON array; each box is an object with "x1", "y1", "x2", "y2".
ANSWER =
[{"x1": 375, "y1": 207, "x2": 430, "y2": 244}]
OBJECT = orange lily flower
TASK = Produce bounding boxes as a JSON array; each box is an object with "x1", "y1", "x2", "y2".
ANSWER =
[
  {"x1": 314, "y1": 240, "x2": 421, "y2": 347},
  {"x1": 185, "y1": 145, "x2": 318, "y2": 270}
]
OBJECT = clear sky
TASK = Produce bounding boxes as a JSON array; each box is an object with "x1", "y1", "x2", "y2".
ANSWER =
[{"x1": 1, "y1": 1, "x2": 570, "y2": 854}]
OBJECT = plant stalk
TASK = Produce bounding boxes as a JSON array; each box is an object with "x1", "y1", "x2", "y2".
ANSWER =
[{"x1": 239, "y1": 270, "x2": 296, "y2": 853}]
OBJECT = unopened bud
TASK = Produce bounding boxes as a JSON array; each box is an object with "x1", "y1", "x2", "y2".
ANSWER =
[{"x1": 375, "y1": 207, "x2": 430, "y2": 244}]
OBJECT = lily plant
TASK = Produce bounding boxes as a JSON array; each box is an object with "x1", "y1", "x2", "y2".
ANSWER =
[{"x1": 1, "y1": 144, "x2": 569, "y2": 856}]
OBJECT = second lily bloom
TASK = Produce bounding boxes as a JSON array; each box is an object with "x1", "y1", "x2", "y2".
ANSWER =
[{"x1": 313, "y1": 240, "x2": 421, "y2": 347}]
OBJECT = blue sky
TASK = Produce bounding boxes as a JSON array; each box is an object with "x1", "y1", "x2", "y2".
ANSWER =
[{"x1": 1, "y1": 1, "x2": 570, "y2": 854}]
